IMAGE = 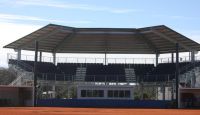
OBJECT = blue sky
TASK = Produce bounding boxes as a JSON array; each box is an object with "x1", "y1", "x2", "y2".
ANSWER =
[
  {"x1": 0, "y1": 0, "x2": 200, "y2": 29},
  {"x1": 0, "y1": 0, "x2": 200, "y2": 67}
]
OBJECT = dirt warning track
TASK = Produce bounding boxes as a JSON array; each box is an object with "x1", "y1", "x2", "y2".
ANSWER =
[{"x1": 0, "y1": 107, "x2": 199, "y2": 115}]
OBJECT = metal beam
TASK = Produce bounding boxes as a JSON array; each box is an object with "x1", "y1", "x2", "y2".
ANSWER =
[{"x1": 151, "y1": 29, "x2": 191, "y2": 51}]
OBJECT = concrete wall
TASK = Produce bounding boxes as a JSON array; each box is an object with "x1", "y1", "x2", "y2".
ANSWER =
[
  {"x1": 0, "y1": 86, "x2": 33, "y2": 106},
  {"x1": 179, "y1": 88, "x2": 200, "y2": 108}
]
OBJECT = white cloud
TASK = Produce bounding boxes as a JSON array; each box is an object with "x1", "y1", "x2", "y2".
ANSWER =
[
  {"x1": 170, "y1": 15, "x2": 200, "y2": 20},
  {"x1": 0, "y1": 22, "x2": 42, "y2": 67},
  {"x1": 14, "y1": 0, "x2": 140, "y2": 14},
  {"x1": 0, "y1": 13, "x2": 92, "y2": 24},
  {"x1": 153, "y1": 14, "x2": 200, "y2": 21}
]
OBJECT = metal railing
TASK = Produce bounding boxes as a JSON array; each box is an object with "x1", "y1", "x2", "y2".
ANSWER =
[
  {"x1": 35, "y1": 72, "x2": 175, "y2": 83},
  {"x1": 36, "y1": 73, "x2": 127, "y2": 82},
  {"x1": 8, "y1": 53, "x2": 200, "y2": 65},
  {"x1": 136, "y1": 74, "x2": 175, "y2": 83}
]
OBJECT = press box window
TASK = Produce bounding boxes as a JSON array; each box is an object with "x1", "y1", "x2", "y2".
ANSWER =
[
  {"x1": 124, "y1": 90, "x2": 130, "y2": 97},
  {"x1": 108, "y1": 90, "x2": 113, "y2": 97},
  {"x1": 81, "y1": 90, "x2": 86, "y2": 97},
  {"x1": 107, "y1": 90, "x2": 130, "y2": 98},
  {"x1": 81, "y1": 90, "x2": 104, "y2": 97}
]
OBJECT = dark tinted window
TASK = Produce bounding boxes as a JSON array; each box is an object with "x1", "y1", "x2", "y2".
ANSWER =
[
  {"x1": 124, "y1": 90, "x2": 130, "y2": 97},
  {"x1": 108, "y1": 90, "x2": 113, "y2": 97},
  {"x1": 119, "y1": 90, "x2": 124, "y2": 97},
  {"x1": 81, "y1": 90, "x2": 86, "y2": 97}
]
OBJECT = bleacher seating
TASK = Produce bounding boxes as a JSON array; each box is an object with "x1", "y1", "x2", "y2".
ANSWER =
[
  {"x1": 9, "y1": 59, "x2": 57, "y2": 73},
  {"x1": 57, "y1": 63, "x2": 78, "y2": 75},
  {"x1": 56, "y1": 63, "x2": 80, "y2": 81},
  {"x1": 129, "y1": 64, "x2": 154, "y2": 75},
  {"x1": 9, "y1": 59, "x2": 199, "y2": 82},
  {"x1": 139, "y1": 62, "x2": 192, "y2": 82},
  {"x1": 85, "y1": 64, "x2": 126, "y2": 82},
  {"x1": 8, "y1": 59, "x2": 33, "y2": 72}
]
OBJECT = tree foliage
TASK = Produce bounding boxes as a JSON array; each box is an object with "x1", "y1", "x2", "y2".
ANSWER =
[{"x1": 0, "y1": 67, "x2": 16, "y2": 85}]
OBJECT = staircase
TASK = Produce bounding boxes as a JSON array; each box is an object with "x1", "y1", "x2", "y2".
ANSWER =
[
  {"x1": 9, "y1": 60, "x2": 34, "y2": 86},
  {"x1": 75, "y1": 67, "x2": 86, "y2": 82},
  {"x1": 180, "y1": 66, "x2": 200, "y2": 88},
  {"x1": 9, "y1": 71, "x2": 33, "y2": 86},
  {"x1": 125, "y1": 68, "x2": 136, "y2": 82},
  {"x1": 194, "y1": 67, "x2": 200, "y2": 87}
]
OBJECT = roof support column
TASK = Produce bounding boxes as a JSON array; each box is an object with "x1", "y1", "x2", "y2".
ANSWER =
[
  {"x1": 39, "y1": 51, "x2": 42, "y2": 62},
  {"x1": 171, "y1": 53, "x2": 174, "y2": 63},
  {"x1": 33, "y1": 41, "x2": 38, "y2": 107},
  {"x1": 52, "y1": 52, "x2": 56, "y2": 64},
  {"x1": 175, "y1": 43, "x2": 179, "y2": 108},
  {"x1": 191, "y1": 50, "x2": 195, "y2": 63},
  {"x1": 52, "y1": 85, "x2": 56, "y2": 98},
  {"x1": 141, "y1": 82, "x2": 144, "y2": 100},
  {"x1": 104, "y1": 53, "x2": 107, "y2": 65},
  {"x1": 17, "y1": 49, "x2": 21, "y2": 61},
  {"x1": 163, "y1": 85, "x2": 165, "y2": 100},
  {"x1": 155, "y1": 51, "x2": 159, "y2": 66},
  {"x1": 191, "y1": 50, "x2": 196, "y2": 88}
]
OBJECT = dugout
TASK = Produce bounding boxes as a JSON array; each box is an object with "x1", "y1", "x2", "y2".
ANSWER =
[
  {"x1": 179, "y1": 88, "x2": 200, "y2": 108},
  {"x1": 0, "y1": 85, "x2": 33, "y2": 106}
]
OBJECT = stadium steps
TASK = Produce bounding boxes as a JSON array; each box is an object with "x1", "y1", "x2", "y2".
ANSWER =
[
  {"x1": 180, "y1": 70, "x2": 194, "y2": 86},
  {"x1": 194, "y1": 67, "x2": 200, "y2": 87},
  {"x1": 180, "y1": 66, "x2": 200, "y2": 88},
  {"x1": 125, "y1": 68, "x2": 136, "y2": 82},
  {"x1": 9, "y1": 68, "x2": 33, "y2": 86},
  {"x1": 75, "y1": 67, "x2": 86, "y2": 82},
  {"x1": 9, "y1": 61, "x2": 34, "y2": 86}
]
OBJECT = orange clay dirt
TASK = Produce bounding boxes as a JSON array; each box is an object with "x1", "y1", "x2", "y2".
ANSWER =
[{"x1": 0, "y1": 107, "x2": 199, "y2": 115}]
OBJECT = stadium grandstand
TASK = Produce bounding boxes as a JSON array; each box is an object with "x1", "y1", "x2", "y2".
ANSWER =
[{"x1": 1, "y1": 24, "x2": 200, "y2": 108}]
